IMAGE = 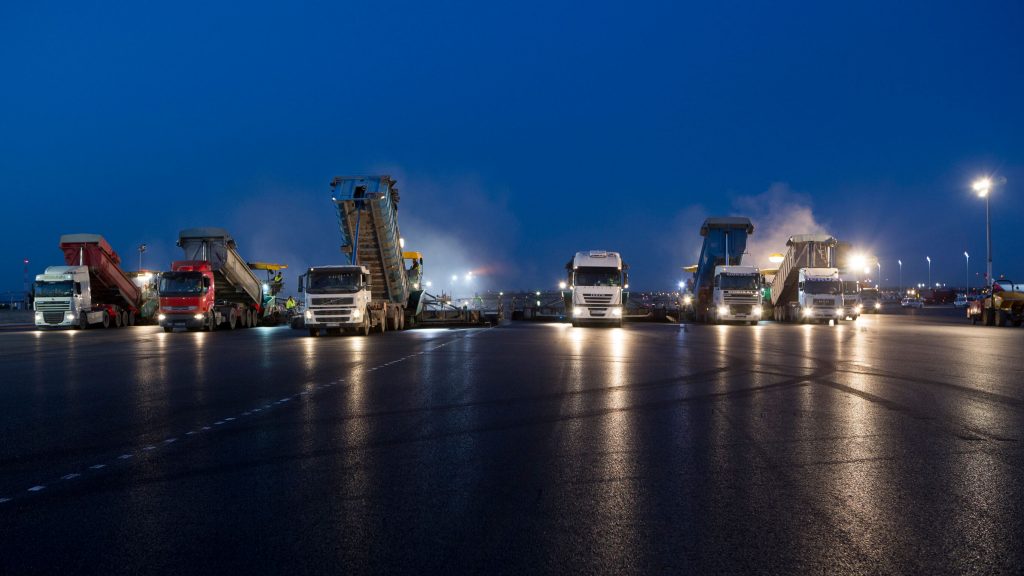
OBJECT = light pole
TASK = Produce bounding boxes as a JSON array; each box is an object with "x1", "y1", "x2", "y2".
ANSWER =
[
  {"x1": 972, "y1": 178, "x2": 993, "y2": 288},
  {"x1": 137, "y1": 244, "x2": 147, "y2": 271},
  {"x1": 964, "y1": 251, "x2": 969, "y2": 292},
  {"x1": 926, "y1": 256, "x2": 931, "y2": 287},
  {"x1": 876, "y1": 261, "x2": 881, "y2": 287},
  {"x1": 898, "y1": 259, "x2": 902, "y2": 293}
]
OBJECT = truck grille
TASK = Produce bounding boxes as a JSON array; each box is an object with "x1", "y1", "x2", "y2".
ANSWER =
[
  {"x1": 35, "y1": 301, "x2": 70, "y2": 311},
  {"x1": 730, "y1": 304, "x2": 753, "y2": 314},
  {"x1": 588, "y1": 308, "x2": 608, "y2": 317},
  {"x1": 313, "y1": 308, "x2": 353, "y2": 321},
  {"x1": 813, "y1": 298, "x2": 835, "y2": 306},
  {"x1": 312, "y1": 297, "x2": 354, "y2": 306},
  {"x1": 582, "y1": 293, "x2": 613, "y2": 305},
  {"x1": 43, "y1": 312, "x2": 66, "y2": 324}
]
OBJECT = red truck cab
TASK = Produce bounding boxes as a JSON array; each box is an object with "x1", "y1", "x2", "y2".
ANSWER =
[{"x1": 157, "y1": 261, "x2": 215, "y2": 332}]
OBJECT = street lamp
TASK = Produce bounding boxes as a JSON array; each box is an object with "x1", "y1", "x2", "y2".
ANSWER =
[
  {"x1": 877, "y1": 261, "x2": 881, "y2": 287},
  {"x1": 898, "y1": 259, "x2": 902, "y2": 293},
  {"x1": 972, "y1": 177, "x2": 993, "y2": 289},
  {"x1": 964, "y1": 252, "x2": 969, "y2": 292},
  {"x1": 137, "y1": 244, "x2": 147, "y2": 271},
  {"x1": 926, "y1": 256, "x2": 931, "y2": 287}
]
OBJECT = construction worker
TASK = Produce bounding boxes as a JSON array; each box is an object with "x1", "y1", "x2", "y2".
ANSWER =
[{"x1": 285, "y1": 296, "x2": 297, "y2": 312}]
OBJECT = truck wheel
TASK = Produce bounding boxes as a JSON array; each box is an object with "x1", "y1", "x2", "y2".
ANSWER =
[
  {"x1": 128, "y1": 311, "x2": 136, "y2": 326},
  {"x1": 983, "y1": 307, "x2": 994, "y2": 326},
  {"x1": 101, "y1": 311, "x2": 110, "y2": 328},
  {"x1": 76, "y1": 315, "x2": 86, "y2": 330},
  {"x1": 163, "y1": 326, "x2": 173, "y2": 333},
  {"x1": 206, "y1": 312, "x2": 215, "y2": 331},
  {"x1": 114, "y1": 311, "x2": 123, "y2": 328},
  {"x1": 228, "y1": 312, "x2": 237, "y2": 330},
  {"x1": 361, "y1": 314, "x2": 370, "y2": 336},
  {"x1": 308, "y1": 327, "x2": 319, "y2": 337},
  {"x1": 378, "y1": 312, "x2": 387, "y2": 334},
  {"x1": 996, "y1": 310, "x2": 1008, "y2": 327}
]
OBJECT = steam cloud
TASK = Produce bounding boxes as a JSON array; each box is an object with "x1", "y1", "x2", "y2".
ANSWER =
[{"x1": 733, "y1": 183, "x2": 829, "y2": 269}]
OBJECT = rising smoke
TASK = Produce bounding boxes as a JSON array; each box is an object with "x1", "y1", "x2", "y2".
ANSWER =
[{"x1": 733, "y1": 183, "x2": 830, "y2": 269}]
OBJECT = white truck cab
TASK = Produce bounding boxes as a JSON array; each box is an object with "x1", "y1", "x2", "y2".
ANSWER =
[
  {"x1": 841, "y1": 278, "x2": 863, "y2": 320},
  {"x1": 798, "y1": 268, "x2": 843, "y2": 322},
  {"x1": 299, "y1": 265, "x2": 374, "y2": 335},
  {"x1": 34, "y1": 266, "x2": 90, "y2": 328},
  {"x1": 712, "y1": 265, "x2": 763, "y2": 324},
  {"x1": 568, "y1": 251, "x2": 627, "y2": 327}
]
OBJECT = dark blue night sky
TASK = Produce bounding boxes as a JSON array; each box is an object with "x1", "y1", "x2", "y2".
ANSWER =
[{"x1": 2, "y1": 1, "x2": 1022, "y2": 296}]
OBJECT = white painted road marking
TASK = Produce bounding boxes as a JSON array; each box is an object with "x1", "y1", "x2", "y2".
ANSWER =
[
  {"x1": 28, "y1": 486, "x2": 45, "y2": 492},
  {"x1": 61, "y1": 473, "x2": 81, "y2": 481},
  {"x1": 89, "y1": 464, "x2": 106, "y2": 470}
]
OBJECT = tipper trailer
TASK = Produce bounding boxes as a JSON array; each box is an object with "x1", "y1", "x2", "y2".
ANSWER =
[
  {"x1": 691, "y1": 217, "x2": 757, "y2": 324},
  {"x1": 770, "y1": 234, "x2": 843, "y2": 323},
  {"x1": 298, "y1": 175, "x2": 423, "y2": 336},
  {"x1": 157, "y1": 228, "x2": 264, "y2": 332},
  {"x1": 34, "y1": 234, "x2": 151, "y2": 329}
]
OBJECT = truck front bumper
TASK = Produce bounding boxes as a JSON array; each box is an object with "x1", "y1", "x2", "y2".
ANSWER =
[
  {"x1": 305, "y1": 307, "x2": 362, "y2": 329},
  {"x1": 159, "y1": 313, "x2": 206, "y2": 330},
  {"x1": 572, "y1": 306, "x2": 622, "y2": 323},
  {"x1": 34, "y1": 310, "x2": 78, "y2": 328},
  {"x1": 715, "y1": 304, "x2": 763, "y2": 322},
  {"x1": 802, "y1": 306, "x2": 843, "y2": 320}
]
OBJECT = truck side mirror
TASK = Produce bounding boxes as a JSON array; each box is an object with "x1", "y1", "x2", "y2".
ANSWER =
[
  {"x1": 75, "y1": 282, "x2": 82, "y2": 295},
  {"x1": 297, "y1": 274, "x2": 304, "y2": 293}
]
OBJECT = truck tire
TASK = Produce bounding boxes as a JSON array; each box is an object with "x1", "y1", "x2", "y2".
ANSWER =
[
  {"x1": 228, "y1": 312, "x2": 237, "y2": 330},
  {"x1": 114, "y1": 311, "x2": 122, "y2": 328},
  {"x1": 982, "y1": 307, "x2": 994, "y2": 326},
  {"x1": 378, "y1": 312, "x2": 387, "y2": 334},
  {"x1": 128, "y1": 311, "x2": 136, "y2": 326},
  {"x1": 206, "y1": 312, "x2": 215, "y2": 331},
  {"x1": 996, "y1": 310, "x2": 1008, "y2": 327},
  {"x1": 77, "y1": 315, "x2": 87, "y2": 330},
  {"x1": 360, "y1": 314, "x2": 370, "y2": 336},
  {"x1": 101, "y1": 311, "x2": 110, "y2": 328},
  {"x1": 163, "y1": 326, "x2": 173, "y2": 333},
  {"x1": 308, "y1": 327, "x2": 319, "y2": 337}
]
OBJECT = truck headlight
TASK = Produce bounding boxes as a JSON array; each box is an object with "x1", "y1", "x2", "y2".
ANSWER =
[
  {"x1": 874, "y1": 302, "x2": 881, "y2": 310},
  {"x1": 682, "y1": 295, "x2": 692, "y2": 305},
  {"x1": 611, "y1": 307, "x2": 623, "y2": 317},
  {"x1": 802, "y1": 308, "x2": 811, "y2": 317},
  {"x1": 835, "y1": 308, "x2": 844, "y2": 316},
  {"x1": 855, "y1": 304, "x2": 863, "y2": 313},
  {"x1": 304, "y1": 310, "x2": 312, "y2": 320},
  {"x1": 35, "y1": 312, "x2": 43, "y2": 320},
  {"x1": 718, "y1": 305, "x2": 729, "y2": 317},
  {"x1": 573, "y1": 306, "x2": 585, "y2": 317},
  {"x1": 158, "y1": 313, "x2": 166, "y2": 321},
  {"x1": 752, "y1": 305, "x2": 762, "y2": 316},
  {"x1": 351, "y1": 308, "x2": 362, "y2": 320},
  {"x1": 193, "y1": 314, "x2": 205, "y2": 320},
  {"x1": 66, "y1": 312, "x2": 75, "y2": 320}
]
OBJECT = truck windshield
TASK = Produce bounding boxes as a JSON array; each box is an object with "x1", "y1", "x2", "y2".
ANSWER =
[
  {"x1": 841, "y1": 281, "x2": 860, "y2": 295},
  {"x1": 574, "y1": 267, "x2": 622, "y2": 287},
  {"x1": 159, "y1": 273, "x2": 203, "y2": 295},
  {"x1": 35, "y1": 281, "x2": 73, "y2": 298},
  {"x1": 805, "y1": 280, "x2": 840, "y2": 295},
  {"x1": 861, "y1": 288, "x2": 879, "y2": 300},
  {"x1": 719, "y1": 274, "x2": 759, "y2": 290},
  {"x1": 307, "y1": 271, "x2": 360, "y2": 294}
]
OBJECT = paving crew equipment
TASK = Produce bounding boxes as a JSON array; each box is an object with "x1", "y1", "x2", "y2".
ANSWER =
[
  {"x1": 566, "y1": 251, "x2": 628, "y2": 327},
  {"x1": 248, "y1": 261, "x2": 290, "y2": 325},
  {"x1": 33, "y1": 234, "x2": 151, "y2": 329},
  {"x1": 297, "y1": 175, "x2": 424, "y2": 336},
  {"x1": 157, "y1": 228, "x2": 264, "y2": 332},
  {"x1": 770, "y1": 234, "x2": 843, "y2": 323},
  {"x1": 968, "y1": 279, "x2": 1024, "y2": 327},
  {"x1": 690, "y1": 218, "x2": 756, "y2": 323}
]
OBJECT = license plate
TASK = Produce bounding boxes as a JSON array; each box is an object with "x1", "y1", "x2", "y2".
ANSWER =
[{"x1": 327, "y1": 323, "x2": 340, "y2": 327}]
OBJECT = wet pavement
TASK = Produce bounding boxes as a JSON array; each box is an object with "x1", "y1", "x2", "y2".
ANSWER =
[{"x1": 1, "y1": 309, "x2": 1023, "y2": 574}]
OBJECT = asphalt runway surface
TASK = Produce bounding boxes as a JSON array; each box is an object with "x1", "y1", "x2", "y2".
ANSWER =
[{"x1": 2, "y1": 308, "x2": 1023, "y2": 575}]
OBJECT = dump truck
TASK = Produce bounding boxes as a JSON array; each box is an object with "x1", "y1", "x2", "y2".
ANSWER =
[
  {"x1": 710, "y1": 265, "x2": 763, "y2": 324},
  {"x1": 33, "y1": 234, "x2": 150, "y2": 329},
  {"x1": 566, "y1": 250, "x2": 628, "y2": 327},
  {"x1": 156, "y1": 228, "x2": 264, "y2": 332},
  {"x1": 968, "y1": 280, "x2": 1024, "y2": 327},
  {"x1": 690, "y1": 217, "x2": 756, "y2": 323},
  {"x1": 770, "y1": 234, "x2": 843, "y2": 323},
  {"x1": 297, "y1": 175, "x2": 424, "y2": 336}
]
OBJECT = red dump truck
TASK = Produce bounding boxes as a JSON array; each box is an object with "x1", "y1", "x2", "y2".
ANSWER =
[{"x1": 157, "y1": 228, "x2": 265, "y2": 332}]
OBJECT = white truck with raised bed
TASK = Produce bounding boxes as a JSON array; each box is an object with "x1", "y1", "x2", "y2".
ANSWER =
[
  {"x1": 298, "y1": 175, "x2": 423, "y2": 336},
  {"x1": 770, "y1": 234, "x2": 844, "y2": 323}
]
